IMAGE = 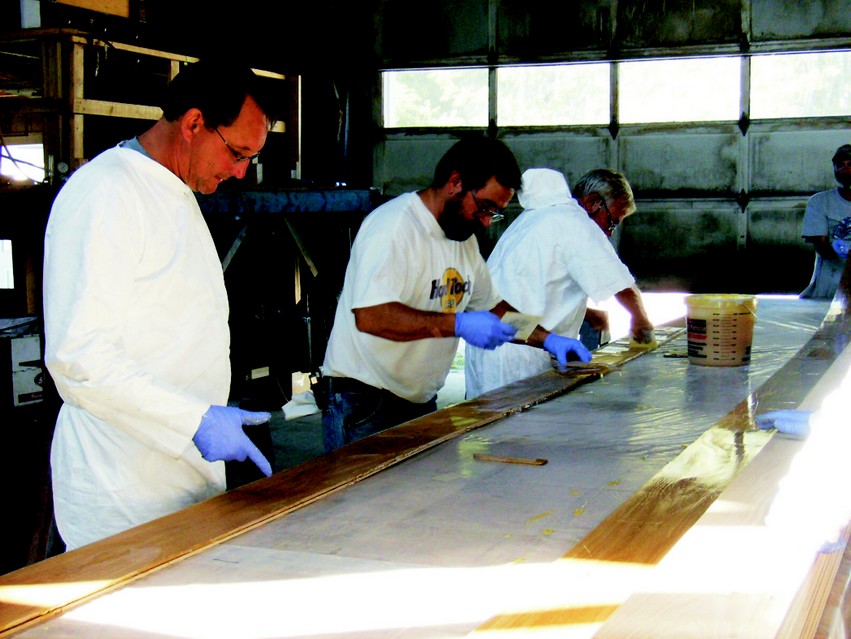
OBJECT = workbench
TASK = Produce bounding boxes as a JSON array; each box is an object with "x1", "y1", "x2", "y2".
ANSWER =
[{"x1": 2, "y1": 293, "x2": 849, "y2": 638}]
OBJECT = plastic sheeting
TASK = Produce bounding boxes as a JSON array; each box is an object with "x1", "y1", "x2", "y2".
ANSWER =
[
  {"x1": 228, "y1": 298, "x2": 832, "y2": 564},
  {"x1": 17, "y1": 297, "x2": 833, "y2": 639}
]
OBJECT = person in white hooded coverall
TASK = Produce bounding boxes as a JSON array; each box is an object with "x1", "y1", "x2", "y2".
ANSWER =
[
  {"x1": 43, "y1": 61, "x2": 278, "y2": 550},
  {"x1": 465, "y1": 168, "x2": 653, "y2": 399}
]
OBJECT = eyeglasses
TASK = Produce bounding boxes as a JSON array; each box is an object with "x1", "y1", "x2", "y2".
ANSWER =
[
  {"x1": 470, "y1": 190, "x2": 506, "y2": 224},
  {"x1": 600, "y1": 199, "x2": 619, "y2": 234},
  {"x1": 214, "y1": 128, "x2": 260, "y2": 164}
]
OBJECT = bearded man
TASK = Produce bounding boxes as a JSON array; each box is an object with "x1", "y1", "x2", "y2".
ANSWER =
[{"x1": 319, "y1": 135, "x2": 591, "y2": 451}]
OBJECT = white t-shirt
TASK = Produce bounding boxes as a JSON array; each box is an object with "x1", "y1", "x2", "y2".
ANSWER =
[
  {"x1": 465, "y1": 171, "x2": 634, "y2": 398},
  {"x1": 323, "y1": 192, "x2": 502, "y2": 403},
  {"x1": 44, "y1": 146, "x2": 230, "y2": 549},
  {"x1": 800, "y1": 188, "x2": 851, "y2": 299}
]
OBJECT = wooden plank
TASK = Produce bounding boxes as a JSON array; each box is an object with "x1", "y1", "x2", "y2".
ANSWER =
[
  {"x1": 782, "y1": 524, "x2": 851, "y2": 639},
  {"x1": 54, "y1": 0, "x2": 130, "y2": 18},
  {"x1": 69, "y1": 42, "x2": 85, "y2": 169},
  {"x1": 82, "y1": 37, "x2": 198, "y2": 63},
  {"x1": 71, "y1": 98, "x2": 286, "y2": 133},
  {"x1": 473, "y1": 277, "x2": 851, "y2": 637},
  {"x1": 593, "y1": 343, "x2": 851, "y2": 638},
  {"x1": 473, "y1": 453, "x2": 548, "y2": 466},
  {"x1": 814, "y1": 532, "x2": 851, "y2": 638},
  {"x1": 0, "y1": 327, "x2": 683, "y2": 636},
  {"x1": 73, "y1": 98, "x2": 162, "y2": 121}
]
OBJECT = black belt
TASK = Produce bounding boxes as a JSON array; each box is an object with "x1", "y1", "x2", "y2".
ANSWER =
[
  {"x1": 323, "y1": 376, "x2": 437, "y2": 410},
  {"x1": 325, "y1": 376, "x2": 381, "y2": 394}
]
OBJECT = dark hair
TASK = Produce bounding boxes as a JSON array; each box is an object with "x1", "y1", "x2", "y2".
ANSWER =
[
  {"x1": 160, "y1": 60, "x2": 277, "y2": 129},
  {"x1": 432, "y1": 135, "x2": 521, "y2": 192}
]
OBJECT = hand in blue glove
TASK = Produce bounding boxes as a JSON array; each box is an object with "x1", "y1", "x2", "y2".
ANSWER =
[
  {"x1": 755, "y1": 409, "x2": 814, "y2": 438},
  {"x1": 193, "y1": 406, "x2": 273, "y2": 476},
  {"x1": 543, "y1": 333, "x2": 592, "y2": 366},
  {"x1": 832, "y1": 239, "x2": 849, "y2": 260},
  {"x1": 455, "y1": 311, "x2": 518, "y2": 350}
]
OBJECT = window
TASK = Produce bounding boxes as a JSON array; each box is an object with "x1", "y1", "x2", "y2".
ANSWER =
[
  {"x1": 382, "y1": 68, "x2": 488, "y2": 128},
  {"x1": 751, "y1": 50, "x2": 851, "y2": 119},
  {"x1": 380, "y1": 52, "x2": 847, "y2": 129},
  {"x1": 619, "y1": 57, "x2": 741, "y2": 124},
  {"x1": 0, "y1": 143, "x2": 45, "y2": 183},
  {"x1": 497, "y1": 63, "x2": 610, "y2": 126}
]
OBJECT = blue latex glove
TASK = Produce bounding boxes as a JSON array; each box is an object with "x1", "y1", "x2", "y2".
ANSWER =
[
  {"x1": 819, "y1": 540, "x2": 845, "y2": 554},
  {"x1": 193, "y1": 406, "x2": 273, "y2": 476},
  {"x1": 455, "y1": 311, "x2": 518, "y2": 350},
  {"x1": 755, "y1": 409, "x2": 814, "y2": 438},
  {"x1": 832, "y1": 239, "x2": 849, "y2": 259},
  {"x1": 543, "y1": 333, "x2": 592, "y2": 366}
]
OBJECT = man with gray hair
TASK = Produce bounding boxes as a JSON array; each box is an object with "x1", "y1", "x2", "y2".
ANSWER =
[{"x1": 465, "y1": 167, "x2": 653, "y2": 399}]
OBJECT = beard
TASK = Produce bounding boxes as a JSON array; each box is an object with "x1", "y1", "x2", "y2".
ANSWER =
[
  {"x1": 835, "y1": 168, "x2": 851, "y2": 189},
  {"x1": 438, "y1": 199, "x2": 479, "y2": 242}
]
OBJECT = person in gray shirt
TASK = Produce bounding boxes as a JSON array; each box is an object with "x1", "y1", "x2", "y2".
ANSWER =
[{"x1": 800, "y1": 144, "x2": 851, "y2": 299}]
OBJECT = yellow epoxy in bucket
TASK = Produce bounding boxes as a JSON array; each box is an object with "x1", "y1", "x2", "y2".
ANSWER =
[{"x1": 685, "y1": 294, "x2": 758, "y2": 366}]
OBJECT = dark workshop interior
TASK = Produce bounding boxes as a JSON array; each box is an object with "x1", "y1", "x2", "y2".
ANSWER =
[{"x1": 1, "y1": 1, "x2": 850, "y2": 635}]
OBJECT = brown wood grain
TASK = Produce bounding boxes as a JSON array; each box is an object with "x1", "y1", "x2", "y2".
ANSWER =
[
  {"x1": 473, "y1": 275, "x2": 851, "y2": 637},
  {"x1": 0, "y1": 327, "x2": 684, "y2": 636}
]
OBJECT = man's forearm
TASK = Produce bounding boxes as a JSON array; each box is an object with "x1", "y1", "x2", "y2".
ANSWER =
[
  {"x1": 615, "y1": 285, "x2": 653, "y2": 330},
  {"x1": 353, "y1": 302, "x2": 456, "y2": 341}
]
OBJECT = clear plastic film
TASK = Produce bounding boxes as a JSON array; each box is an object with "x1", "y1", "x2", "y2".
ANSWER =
[
  {"x1": 447, "y1": 296, "x2": 833, "y2": 541},
  {"x1": 239, "y1": 297, "x2": 833, "y2": 569}
]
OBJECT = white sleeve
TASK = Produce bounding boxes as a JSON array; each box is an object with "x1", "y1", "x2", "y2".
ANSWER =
[
  {"x1": 346, "y1": 218, "x2": 413, "y2": 309},
  {"x1": 566, "y1": 227, "x2": 635, "y2": 304},
  {"x1": 43, "y1": 170, "x2": 209, "y2": 458}
]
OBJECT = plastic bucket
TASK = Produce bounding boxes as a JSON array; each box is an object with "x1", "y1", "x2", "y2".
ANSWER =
[{"x1": 685, "y1": 294, "x2": 758, "y2": 366}]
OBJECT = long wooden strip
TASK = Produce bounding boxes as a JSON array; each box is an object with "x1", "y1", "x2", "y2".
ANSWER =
[
  {"x1": 781, "y1": 524, "x2": 851, "y2": 639},
  {"x1": 473, "y1": 453, "x2": 549, "y2": 466},
  {"x1": 593, "y1": 342, "x2": 851, "y2": 639},
  {"x1": 474, "y1": 283, "x2": 851, "y2": 636},
  {"x1": 814, "y1": 528, "x2": 851, "y2": 638},
  {"x1": 0, "y1": 327, "x2": 683, "y2": 636}
]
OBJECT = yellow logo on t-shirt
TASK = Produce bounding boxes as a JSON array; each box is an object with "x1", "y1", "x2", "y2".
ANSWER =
[{"x1": 429, "y1": 268, "x2": 470, "y2": 312}]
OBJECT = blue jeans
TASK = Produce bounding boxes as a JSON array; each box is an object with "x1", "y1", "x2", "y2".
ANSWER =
[{"x1": 322, "y1": 379, "x2": 437, "y2": 452}]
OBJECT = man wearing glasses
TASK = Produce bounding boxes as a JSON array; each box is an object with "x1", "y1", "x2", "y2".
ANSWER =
[
  {"x1": 319, "y1": 136, "x2": 591, "y2": 451},
  {"x1": 465, "y1": 167, "x2": 654, "y2": 399},
  {"x1": 43, "y1": 61, "x2": 277, "y2": 549}
]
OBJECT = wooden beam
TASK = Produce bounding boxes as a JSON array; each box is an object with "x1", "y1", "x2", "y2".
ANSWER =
[
  {"x1": 54, "y1": 0, "x2": 129, "y2": 18},
  {"x1": 81, "y1": 37, "x2": 197, "y2": 63},
  {"x1": 0, "y1": 327, "x2": 683, "y2": 637},
  {"x1": 69, "y1": 42, "x2": 85, "y2": 169},
  {"x1": 70, "y1": 99, "x2": 285, "y2": 133},
  {"x1": 591, "y1": 345, "x2": 851, "y2": 639},
  {"x1": 473, "y1": 270, "x2": 851, "y2": 637},
  {"x1": 73, "y1": 98, "x2": 161, "y2": 121}
]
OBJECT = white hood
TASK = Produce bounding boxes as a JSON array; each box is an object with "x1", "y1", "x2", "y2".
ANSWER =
[{"x1": 518, "y1": 168, "x2": 572, "y2": 210}]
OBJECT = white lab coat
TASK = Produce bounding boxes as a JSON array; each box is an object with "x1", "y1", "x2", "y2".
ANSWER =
[
  {"x1": 465, "y1": 169, "x2": 635, "y2": 398},
  {"x1": 43, "y1": 147, "x2": 230, "y2": 549}
]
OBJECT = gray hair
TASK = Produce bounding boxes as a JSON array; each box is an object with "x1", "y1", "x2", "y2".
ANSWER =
[{"x1": 573, "y1": 168, "x2": 636, "y2": 217}]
